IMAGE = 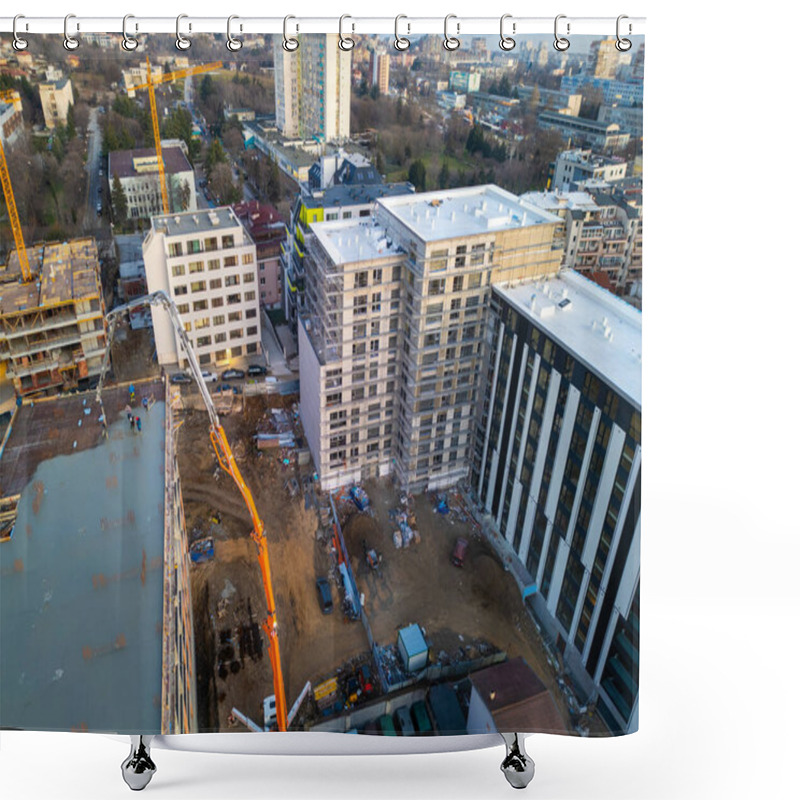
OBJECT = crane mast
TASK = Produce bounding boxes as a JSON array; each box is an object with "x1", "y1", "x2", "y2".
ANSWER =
[{"x1": 0, "y1": 89, "x2": 31, "y2": 282}]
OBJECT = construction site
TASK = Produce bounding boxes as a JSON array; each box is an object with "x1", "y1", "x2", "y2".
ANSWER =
[
  {"x1": 0, "y1": 239, "x2": 107, "y2": 397},
  {"x1": 171, "y1": 377, "x2": 594, "y2": 736}
]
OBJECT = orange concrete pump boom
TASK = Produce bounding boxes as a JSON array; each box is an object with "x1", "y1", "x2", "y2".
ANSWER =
[{"x1": 101, "y1": 291, "x2": 288, "y2": 731}]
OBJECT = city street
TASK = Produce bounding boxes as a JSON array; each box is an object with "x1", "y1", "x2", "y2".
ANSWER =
[{"x1": 83, "y1": 107, "x2": 102, "y2": 231}]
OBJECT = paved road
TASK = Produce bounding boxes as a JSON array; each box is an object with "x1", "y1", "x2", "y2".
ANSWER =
[{"x1": 83, "y1": 107, "x2": 102, "y2": 232}]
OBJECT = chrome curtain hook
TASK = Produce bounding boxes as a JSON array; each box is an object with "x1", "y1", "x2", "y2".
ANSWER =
[
  {"x1": 12, "y1": 14, "x2": 28, "y2": 51},
  {"x1": 63, "y1": 14, "x2": 80, "y2": 51},
  {"x1": 339, "y1": 15, "x2": 355, "y2": 51},
  {"x1": 121, "y1": 15, "x2": 139, "y2": 51},
  {"x1": 443, "y1": 14, "x2": 460, "y2": 51},
  {"x1": 175, "y1": 14, "x2": 191, "y2": 50},
  {"x1": 227, "y1": 15, "x2": 243, "y2": 52},
  {"x1": 394, "y1": 15, "x2": 410, "y2": 51},
  {"x1": 499, "y1": 14, "x2": 516, "y2": 51},
  {"x1": 554, "y1": 14, "x2": 570, "y2": 51},
  {"x1": 282, "y1": 15, "x2": 299, "y2": 52},
  {"x1": 616, "y1": 14, "x2": 632, "y2": 51}
]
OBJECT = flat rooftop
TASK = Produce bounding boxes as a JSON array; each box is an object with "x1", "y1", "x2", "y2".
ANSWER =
[
  {"x1": 377, "y1": 185, "x2": 561, "y2": 242},
  {"x1": 151, "y1": 206, "x2": 242, "y2": 238},
  {"x1": 0, "y1": 379, "x2": 167, "y2": 733},
  {"x1": 520, "y1": 191, "x2": 600, "y2": 214},
  {"x1": 494, "y1": 270, "x2": 642, "y2": 409},
  {"x1": 310, "y1": 218, "x2": 406, "y2": 265},
  {"x1": 108, "y1": 145, "x2": 192, "y2": 180},
  {"x1": 310, "y1": 181, "x2": 414, "y2": 210},
  {"x1": 0, "y1": 239, "x2": 101, "y2": 317}
]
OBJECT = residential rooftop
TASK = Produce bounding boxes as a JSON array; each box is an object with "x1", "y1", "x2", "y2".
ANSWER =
[
  {"x1": 108, "y1": 145, "x2": 192, "y2": 180},
  {"x1": 556, "y1": 148, "x2": 627, "y2": 168},
  {"x1": 377, "y1": 185, "x2": 562, "y2": 242},
  {"x1": 150, "y1": 207, "x2": 244, "y2": 238},
  {"x1": 0, "y1": 239, "x2": 101, "y2": 317},
  {"x1": 308, "y1": 181, "x2": 415, "y2": 210},
  {"x1": 494, "y1": 269, "x2": 642, "y2": 409},
  {"x1": 310, "y1": 218, "x2": 405, "y2": 265},
  {"x1": 519, "y1": 191, "x2": 600, "y2": 214},
  {"x1": 0, "y1": 380, "x2": 167, "y2": 733}
]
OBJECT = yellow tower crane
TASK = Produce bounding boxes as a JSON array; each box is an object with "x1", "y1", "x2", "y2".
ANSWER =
[
  {"x1": 0, "y1": 88, "x2": 31, "y2": 282},
  {"x1": 125, "y1": 58, "x2": 222, "y2": 215}
]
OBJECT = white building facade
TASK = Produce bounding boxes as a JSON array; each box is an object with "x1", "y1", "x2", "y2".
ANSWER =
[
  {"x1": 39, "y1": 78, "x2": 74, "y2": 129},
  {"x1": 143, "y1": 208, "x2": 261, "y2": 367}
]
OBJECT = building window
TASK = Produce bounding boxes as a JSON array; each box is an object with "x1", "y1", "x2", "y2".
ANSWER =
[
  {"x1": 212, "y1": 296, "x2": 224, "y2": 308},
  {"x1": 244, "y1": 291, "x2": 256, "y2": 302},
  {"x1": 227, "y1": 293, "x2": 241, "y2": 304},
  {"x1": 353, "y1": 295, "x2": 367, "y2": 315},
  {"x1": 208, "y1": 259, "x2": 220, "y2": 270},
  {"x1": 230, "y1": 328, "x2": 243, "y2": 339},
  {"x1": 193, "y1": 300, "x2": 208, "y2": 311},
  {"x1": 428, "y1": 278, "x2": 445, "y2": 296},
  {"x1": 195, "y1": 317, "x2": 210, "y2": 329},
  {"x1": 354, "y1": 271, "x2": 368, "y2": 288},
  {"x1": 168, "y1": 242, "x2": 183, "y2": 257},
  {"x1": 228, "y1": 311, "x2": 242, "y2": 322},
  {"x1": 174, "y1": 284, "x2": 188, "y2": 296},
  {"x1": 210, "y1": 278, "x2": 222, "y2": 290},
  {"x1": 242, "y1": 253, "x2": 254, "y2": 265},
  {"x1": 213, "y1": 315, "x2": 225, "y2": 326},
  {"x1": 246, "y1": 308, "x2": 257, "y2": 319},
  {"x1": 204, "y1": 237, "x2": 218, "y2": 252},
  {"x1": 171, "y1": 264, "x2": 185, "y2": 277},
  {"x1": 224, "y1": 255, "x2": 238, "y2": 267},
  {"x1": 190, "y1": 281, "x2": 206, "y2": 293},
  {"x1": 188, "y1": 261, "x2": 204, "y2": 274},
  {"x1": 247, "y1": 325, "x2": 258, "y2": 336},
  {"x1": 222, "y1": 235, "x2": 235, "y2": 249},
  {"x1": 243, "y1": 272, "x2": 255, "y2": 283},
  {"x1": 196, "y1": 335, "x2": 211, "y2": 347},
  {"x1": 225, "y1": 274, "x2": 240, "y2": 287},
  {"x1": 188, "y1": 240, "x2": 202, "y2": 254},
  {"x1": 177, "y1": 303, "x2": 189, "y2": 314}
]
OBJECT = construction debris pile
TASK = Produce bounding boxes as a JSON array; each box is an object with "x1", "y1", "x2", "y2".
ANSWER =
[
  {"x1": 389, "y1": 492, "x2": 420, "y2": 549},
  {"x1": 428, "y1": 487, "x2": 482, "y2": 531},
  {"x1": 253, "y1": 408, "x2": 296, "y2": 451}
]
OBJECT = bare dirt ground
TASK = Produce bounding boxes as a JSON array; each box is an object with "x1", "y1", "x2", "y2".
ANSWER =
[
  {"x1": 177, "y1": 392, "x2": 369, "y2": 732},
  {"x1": 344, "y1": 478, "x2": 576, "y2": 729},
  {"x1": 109, "y1": 321, "x2": 160, "y2": 384}
]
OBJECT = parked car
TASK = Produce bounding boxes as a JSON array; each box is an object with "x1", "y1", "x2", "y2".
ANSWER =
[
  {"x1": 451, "y1": 537, "x2": 468, "y2": 567},
  {"x1": 221, "y1": 368, "x2": 245, "y2": 380},
  {"x1": 247, "y1": 364, "x2": 267, "y2": 376},
  {"x1": 95, "y1": 203, "x2": 102, "y2": 217},
  {"x1": 169, "y1": 372, "x2": 192, "y2": 384},
  {"x1": 377, "y1": 714, "x2": 397, "y2": 736},
  {"x1": 201, "y1": 370, "x2": 218, "y2": 382},
  {"x1": 410, "y1": 700, "x2": 433, "y2": 735},
  {"x1": 394, "y1": 706, "x2": 414, "y2": 736},
  {"x1": 315, "y1": 577, "x2": 333, "y2": 614}
]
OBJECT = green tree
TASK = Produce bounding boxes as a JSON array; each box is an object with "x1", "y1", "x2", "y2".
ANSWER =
[
  {"x1": 408, "y1": 160, "x2": 426, "y2": 191},
  {"x1": 66, "y1": 105, "x2": 76, "y2": 140},
  {"x1": 204, "y1": 137, "x2": 227, "y2": 175},
  {"x1": 111, "y1": 174, "x2": 128, "y2": 224},
  {"x1": 437, "y1": 159, "x2": 450, "y2": 190},
  {"x1": 174, "y1": 178, "x2": 192, "y2": 211}
]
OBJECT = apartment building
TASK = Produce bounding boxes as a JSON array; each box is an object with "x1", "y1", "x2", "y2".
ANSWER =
[
  {"x1": 449, "y1": 70, "x2": 481, "y2": 93},
  {"x1": 520, "y1": 190, "x2": 642, "y2": 296},
  {"x1": 122, "y1": 62, "x2": 164, "y2": 97},
  {"x1": 298, "y1": 185, "x2": 564, "y2": 492},
  {"x1": 537, "y1": 112, "x2": 631, "y2": 153},
  {"x1": 108, "y1": 144, "x2": 197, "y2": 220},
  {"x1": 551, "y1": 149, "x2": 628, "y2": 192},
  {"x1": 283, "y1": 152, "x2": 414, "y2": 331},
  {"x1": 589, "y1": 39, "x2": 623, "y2": 79},
  {"x1": 38, "y1": 77, "x2": 74, "y2": 129},
  {"x1": 369, "y1": 51, "x2": 390, "y2": 95},
  {"x1": 472, "y1": 270, "x2": 641, "y2": 734},
  {"x1": 232, "y1": 200, "x2": 285, "y2": 308},
  {"x1": 0, "y1": 239, "x2": 107, "y2": 397},
  {"x1": 0, "y1": 90, "x2": 23, "y2": 146},
  {"x1": 142, "y1": 208, "x2": 261, "y2": 368},
  {"x1": 273, "y1": 34, "x2": 351, "y2": 142}
]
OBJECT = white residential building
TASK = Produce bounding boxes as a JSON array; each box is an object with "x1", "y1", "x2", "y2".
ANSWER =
[
  {"x1": 142, "y1": 208, "x2": 261, "y2": 368},
  {"x1": 0, "y1": 95, "x2": 23, "y2": 147},
  {"x1": 298, "y1": 185, "x2": 565, "y2": 492},
  {"x1": 273, "y1": 34, "x2": 351, "y2": 142},
  {"x1": 551, "y1": 149, "x2": 628, "y2": 192},
  {"x1": 39, "y1": 78, "x2": 74, "y2": 129},
  {"x1": 108, "y1": 145, "x2": 197, "y2": 220}
]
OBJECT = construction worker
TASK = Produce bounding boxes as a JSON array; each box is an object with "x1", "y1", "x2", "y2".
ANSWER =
[
  {"x1": 129, "y1": 383, "x2": 136, "y2": 405},
  {"x1": 143, "y1": 396, "x2": 149, "y2": 412},
  {"x1": 136, "y1": 416, "x2": 142, "y2": 433},
  {"x1": 129, "y1": 413, "x2": 135, "y2": 431}
]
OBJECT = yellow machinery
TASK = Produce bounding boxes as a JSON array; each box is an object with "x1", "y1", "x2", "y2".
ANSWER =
[
  {"x1": 126, "y1": 59, "x2": 222, "y2": 215},
  {"x1": 0, "y1": 89, "x2": 31, "y2": 281},
  {"x1": 98, "y1": 291, "x2": 288, "y2": 731}
]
